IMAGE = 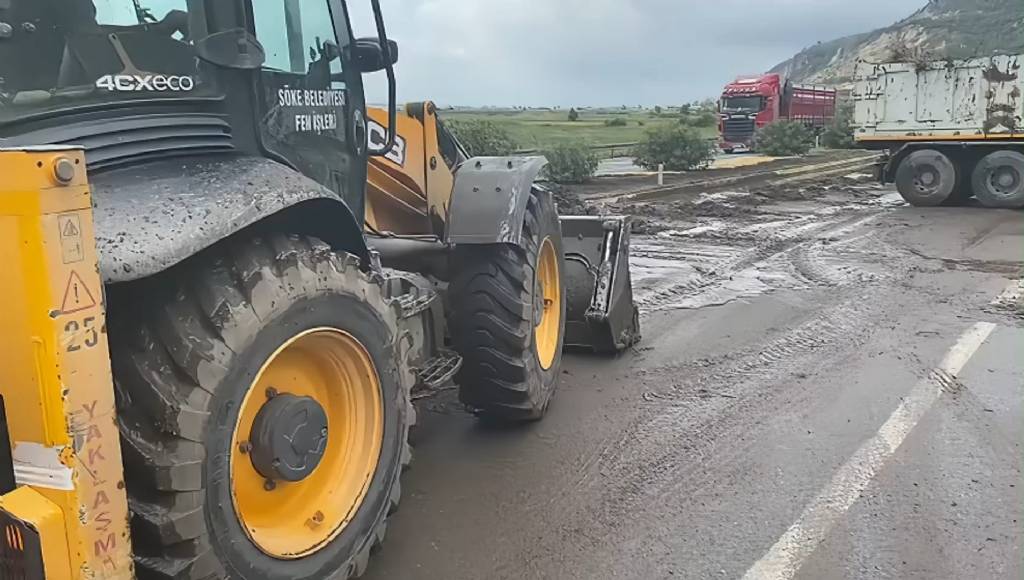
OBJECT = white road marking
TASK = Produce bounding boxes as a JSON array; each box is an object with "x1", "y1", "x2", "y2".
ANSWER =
[
  {"x1": 991, "y1": 279, "x2": 1023, "y2": 308},
  {"x1": 742, "y1": 322, "x2": 997, "y2": 580}
]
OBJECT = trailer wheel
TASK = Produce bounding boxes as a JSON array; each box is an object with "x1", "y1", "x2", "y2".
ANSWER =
[
  {"x1": 448, "y1": 189, "x2": 567, "y2": 421},
  {"x1": 108, "y1": 234, "x2": 413, "y2": 580},
  {"x1": 895, "y1": 149, "x2": 957, "y2": 207},
  {"x1": 972, "y1": 150, "x2": 1024, "y2": 209}
]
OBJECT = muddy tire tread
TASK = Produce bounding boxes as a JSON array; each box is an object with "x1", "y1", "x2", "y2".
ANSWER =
[
  {"x1": 448, "y1": 192, "x2": 563, "y2": 420},
  {"x1": 110, "y1": 234, "x2": 413, "y2": 580}
]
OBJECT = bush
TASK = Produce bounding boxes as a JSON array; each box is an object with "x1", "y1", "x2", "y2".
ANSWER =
[
  {"x1": 541, "y1": 140, "x2": 599, "y2": 184},
  {"x1": 755, "y1": 121, "x2": 814, "y2": 156},
  {"x1": 821, "y1": 102, "x2": 856, "y2": 149},
  {"x1": 445, "y1": 119, "x2": 519, "y2": 157},
  {"x1": 604, "y1": 117, "x2": 628, "y2": 127},
  {"x1": 681, "y1": 111, "x2": 718, "y2": 128},
  {"x1": 568, "y1": 108, "x2": 580, "y2": 122},
  {"x1": 634, "y1": 125, "x2": 716, "y2": 171}
]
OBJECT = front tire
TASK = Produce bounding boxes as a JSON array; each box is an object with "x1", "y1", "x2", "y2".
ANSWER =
[
  {"x1": 448, "y1": 189, "x2": 567, "y2": 421},
  {"x1": 109, "y1": 234, "x2": 413, "y2": 580},
  {"x1": 895, "y1": 149, "x2": 958, "y2": 207}
]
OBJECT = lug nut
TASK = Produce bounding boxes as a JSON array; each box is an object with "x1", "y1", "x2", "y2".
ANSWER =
[
  {"x1": 265, "y1": 386, "x2": 278, "y2": 399},
  {"x1": 306, "y1": 510, "x2": 326, "y2": 529},
  {"x1": 263, "y1": 479, "x2": 276, "y2": 491},
  {"x1": 238, "y1": 441, "x2": 252, "y2": 454}
]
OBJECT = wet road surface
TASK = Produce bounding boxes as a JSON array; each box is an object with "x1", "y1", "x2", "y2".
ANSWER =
[{"x1": 365, "y1": 177, "x2": 1023, "y2": 580}]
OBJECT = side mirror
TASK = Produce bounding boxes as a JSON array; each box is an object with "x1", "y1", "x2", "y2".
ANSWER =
[{"x1": 350, "y1": 37, "x2": 399, "y2": 73}]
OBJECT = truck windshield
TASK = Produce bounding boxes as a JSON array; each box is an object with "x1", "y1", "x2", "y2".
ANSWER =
[
  {"x1": 0, "y1": 0, "x2": 216, "y2": 126},
  {"x1": 721, "y1": 96, "x2": 764, "y2": 113}
]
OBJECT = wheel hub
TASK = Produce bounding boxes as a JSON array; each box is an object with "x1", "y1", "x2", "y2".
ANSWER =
[
  {"x1": 992, "y1": 167, "x2": 1020, "y2": 193},
  {"x1": 230, "y1": 328, "x2": 384, "y2": 559},
  {"x1": 249, "y1": 392, "x2": 329, "y2": 483},
  {"x1": 916, "y1": 168, "x2": 938, "y2": 189}
]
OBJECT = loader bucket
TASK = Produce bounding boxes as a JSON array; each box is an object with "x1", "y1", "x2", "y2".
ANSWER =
[{"x1": 560, "y1": 216, "x2": 641, "y2": 353}]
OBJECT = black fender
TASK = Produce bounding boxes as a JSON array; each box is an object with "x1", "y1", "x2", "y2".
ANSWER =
[
  {"x1": 445, "y1": 156, "x2": 548, "y2": 246},
  {"x1": 92, "y1": 155, "x2": 368, "y2": 283}
]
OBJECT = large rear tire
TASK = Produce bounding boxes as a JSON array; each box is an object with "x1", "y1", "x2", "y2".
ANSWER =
[
  {"x1": 972, "y1": 150, "x2": 1024, "y2": 209},
  {"x1": 108, "y1": 234, "x2": 413, "y2": 580},
  {"x1": 448, "y1": 189, "x2": 567, "y2": 421},
  {"x1": 895, "y1": 149, "x2": 958, "y2": 207}
]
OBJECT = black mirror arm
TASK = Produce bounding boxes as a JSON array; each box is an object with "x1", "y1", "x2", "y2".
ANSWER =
[{"x1": 367, "y1": 0, "x2": 396, "y2": 157}]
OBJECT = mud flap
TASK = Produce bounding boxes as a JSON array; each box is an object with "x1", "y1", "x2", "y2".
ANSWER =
[{"x1": 560, "y1": 216, "x2": 640, "y2": 353}]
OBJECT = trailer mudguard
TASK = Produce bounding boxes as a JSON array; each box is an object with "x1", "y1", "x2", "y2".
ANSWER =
[
  {"x1": 445, "y1": 156, "x2": 548, "y2": 245},
  {"x1": 91, "y1": 155, "x2": 368, "y2": 283}
]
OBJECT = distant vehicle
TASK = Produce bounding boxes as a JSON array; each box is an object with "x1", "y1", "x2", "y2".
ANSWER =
[
  {"x1": 718, "y1": 73, "x2": 837, "y2": 153},
  {"x1": 854, "y1": 54, "x2": 1024, "y2": 208}
]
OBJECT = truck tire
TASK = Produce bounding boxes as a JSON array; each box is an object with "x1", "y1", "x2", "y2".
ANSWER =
[
  {"x1": 448, "y1": 189, "x2": 567, "y2": 421},
  {"x1": 895, "y1": 149, "x2": 958, "y2": 207},
  {"x1": 108, "y1": 234, "x2": 413, "y2": 580},
  {"x1": 972, "y1": 150, "x2": 1024, "y2": 209}
]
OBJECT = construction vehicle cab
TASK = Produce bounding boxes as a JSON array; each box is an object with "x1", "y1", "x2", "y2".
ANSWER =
[{"x1": 0, "y1": 1, "x2": 638, "y2": 578}]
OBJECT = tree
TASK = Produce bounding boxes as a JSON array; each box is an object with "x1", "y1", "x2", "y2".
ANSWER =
[
  {"x1": 679, "y1": 103, "x2": 692, "y2": 115},
  {"x1": 654, "y1": 105, "x2": 663, "y2": 115},
  {"x1": 445, "y1": 119, "x2": 519, "y2": 157},
  {"x1": 755, "y1": 121, "x2": 814, "y2": 156},
  {"x1": 541, "y1": 140, "x2": 599, "y2": 184},
  {"x1": 821, "y1": 102, "x2": 856, "y2": 149},
  {"x1": 568, "y1": 108, "x2": 580, "y2": 122},
  {"x1": 634, "y1": 125, "x2": 716, "y2": 171}
]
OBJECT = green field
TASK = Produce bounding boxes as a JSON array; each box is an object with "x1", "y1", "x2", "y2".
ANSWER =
[{"x1": 438, "y1": 108, "x2": 718, "y2": 153}]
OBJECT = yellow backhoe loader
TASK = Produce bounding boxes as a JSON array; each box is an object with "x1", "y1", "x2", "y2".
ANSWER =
[{"x1": 0, "y1": 1, "x2": 637, "y2": 579}]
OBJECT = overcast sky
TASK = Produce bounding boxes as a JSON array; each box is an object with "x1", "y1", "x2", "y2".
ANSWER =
[{"x1": 348, "y1": 0, "x2": 924, "y2": 107}]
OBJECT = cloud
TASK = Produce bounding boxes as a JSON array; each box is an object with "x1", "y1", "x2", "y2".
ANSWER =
[{"x1": 349, "y1": 0, "x2": 921, "y2": 106}]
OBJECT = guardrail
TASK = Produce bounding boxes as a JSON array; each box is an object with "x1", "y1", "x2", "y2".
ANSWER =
[
  {"x1": 516, "y1": 142, "x2": 640, "y2": 158},
  {"x1": 517, "y1": 138, "x2": 720, "y2": 159}
]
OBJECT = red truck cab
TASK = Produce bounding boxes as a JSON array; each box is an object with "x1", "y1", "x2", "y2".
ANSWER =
[{"x1": 719, "y1": 74, "x2": 836, "y2": 153}]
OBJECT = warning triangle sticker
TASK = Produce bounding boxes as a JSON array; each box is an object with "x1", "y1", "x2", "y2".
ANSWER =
[
  {"x1": 60, "y1": 271, "x2": 97, "y2": 315},
  {"x1": 62, "y1": 219, "x2": 80, "y2": 238}
]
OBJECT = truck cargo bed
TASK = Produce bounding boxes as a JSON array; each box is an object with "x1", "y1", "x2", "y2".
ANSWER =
[{"x1": 854, "y1": 54, "x2": 1023, "y2": 144}]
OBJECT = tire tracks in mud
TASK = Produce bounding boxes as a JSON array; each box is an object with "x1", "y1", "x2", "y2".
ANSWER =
[
  {"x1": 631, "y1": 210, "x2": 884, "y2": 312},
  {"x1": 537, "y1": 288, "x2": 909, "y2": 577},
  {"x1": 526, "y1": 214, "x2": 927, "y2": 576}
]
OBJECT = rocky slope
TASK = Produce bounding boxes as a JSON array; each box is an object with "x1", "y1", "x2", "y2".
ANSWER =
[{"x1": 772, "y1": 0, "x2": 1024, "y2": 86}]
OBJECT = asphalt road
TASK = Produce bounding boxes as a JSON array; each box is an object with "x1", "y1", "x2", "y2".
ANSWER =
[{"x1": 364, "y1": 178, "x2": 1023, "y2": 580}]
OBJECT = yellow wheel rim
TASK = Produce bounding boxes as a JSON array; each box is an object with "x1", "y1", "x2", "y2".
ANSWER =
[
  {"x1": 535, "y1": 237, "x2": 562, "y2": 370},
  {"x1": 230, "y1": 328, "x2": 384, "y2": 560}
]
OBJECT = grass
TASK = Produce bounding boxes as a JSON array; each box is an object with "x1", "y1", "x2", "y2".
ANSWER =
[{"x1": 438, "y1": 108, "x2": 718, "y2": 154}]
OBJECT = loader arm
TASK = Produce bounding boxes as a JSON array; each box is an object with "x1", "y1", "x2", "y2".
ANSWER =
[{"x1": 364, "y1": 101, "x2": 640, "y2": 352}]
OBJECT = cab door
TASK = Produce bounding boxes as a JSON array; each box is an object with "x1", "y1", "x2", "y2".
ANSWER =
[{"x1": 248, "y1": 0, "x2": 368, "y2": 221}]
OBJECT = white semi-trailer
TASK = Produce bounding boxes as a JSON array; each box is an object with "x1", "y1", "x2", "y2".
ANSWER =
[{"x1": 854, "y1": 54, "x2": 1023, "y2": 208}]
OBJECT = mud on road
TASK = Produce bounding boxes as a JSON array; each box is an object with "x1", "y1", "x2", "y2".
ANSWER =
[{"x1": 366, "y1": 154, "x2": 1024, "y2": 580}]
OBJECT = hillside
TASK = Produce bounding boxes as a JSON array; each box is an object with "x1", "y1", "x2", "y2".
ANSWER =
[{"x1": 772, "y1": 0, "x2": 1024, "y2": 87}]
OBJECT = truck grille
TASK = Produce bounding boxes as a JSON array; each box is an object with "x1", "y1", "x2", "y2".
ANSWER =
[{"x1": 723, "y1": 118, "x2": 756, "y2": 141}]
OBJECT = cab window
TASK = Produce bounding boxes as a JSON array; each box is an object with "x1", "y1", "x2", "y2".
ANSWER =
[{"x1": 252, "y1": 0, "x2": 343, "y2": 78}]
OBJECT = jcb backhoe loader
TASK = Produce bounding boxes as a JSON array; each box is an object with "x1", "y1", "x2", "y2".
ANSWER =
[{"x1": 0, "y1": 1, "x2": 638, "y2": 579}]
